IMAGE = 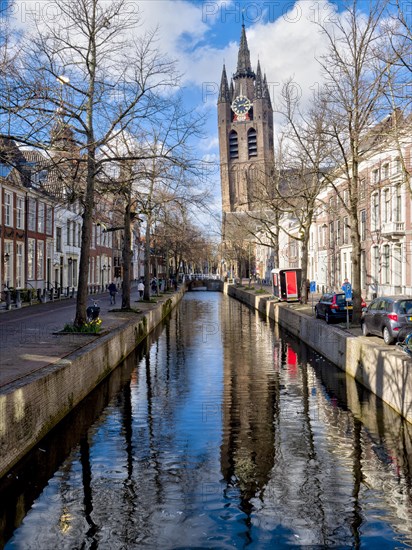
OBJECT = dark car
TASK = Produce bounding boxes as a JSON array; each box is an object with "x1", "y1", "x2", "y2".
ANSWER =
[
  {"x1": 360, "y1": 296, "x2": 412, "y2": 345},
  {"x1": 315, "y1": 292, "x2": 365, "y2": 324}
]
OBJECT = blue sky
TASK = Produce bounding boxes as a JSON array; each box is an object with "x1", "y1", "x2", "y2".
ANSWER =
[{"x1": 4, "y1": 0, "x2": 349, "y2": 232}]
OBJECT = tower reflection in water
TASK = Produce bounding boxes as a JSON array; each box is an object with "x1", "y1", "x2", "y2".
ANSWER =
[{"x1": 2, "y1": 293, "x2": 412, "y2": 549}]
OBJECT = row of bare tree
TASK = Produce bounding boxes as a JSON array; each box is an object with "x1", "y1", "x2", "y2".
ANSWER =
[
  {"x1": 230, "y1": 0, "x2": 412, "y2": 321},
  {"x1": 0, "y1": 0, "x2": 215, "y2": 326}
]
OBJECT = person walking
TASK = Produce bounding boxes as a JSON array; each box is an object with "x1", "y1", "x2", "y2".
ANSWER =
[
  {"x1": 108, "y1": 282, "x2": 117, "y2": 305},
  {"x1": 138, "y1": 280, "x2": 144, "y2": 300}
]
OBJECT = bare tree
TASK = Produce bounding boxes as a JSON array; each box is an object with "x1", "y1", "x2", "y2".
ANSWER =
[
  {"x1": 0, "y1": 0, "x2": 180, "y2": 326},
  {"x1": 276, "y1": 81, "x2": 333, "y2": 302},
  {"x1": 316, "y1": 0, "x2": 391, "y2": 322}
]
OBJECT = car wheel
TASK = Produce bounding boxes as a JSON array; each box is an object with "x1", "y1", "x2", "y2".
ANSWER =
[
  {"x1": 325, "y1": 312, "x2": 331, "y2": 324},
  {"x1": 383, "y1": 326, "x2": 395, "y2": 345},
  {"x1": 362, "y1": 322, "x2": 369, "y2": 337}
]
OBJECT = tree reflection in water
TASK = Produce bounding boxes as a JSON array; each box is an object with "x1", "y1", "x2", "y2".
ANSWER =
[{"x1": 2, "y1": 293, "x2": 412, "y2": 549}]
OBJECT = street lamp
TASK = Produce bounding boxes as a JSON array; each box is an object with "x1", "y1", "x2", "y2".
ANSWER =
[{"x1": 3, "y1": 252, "x2": 9, "y2": 264}]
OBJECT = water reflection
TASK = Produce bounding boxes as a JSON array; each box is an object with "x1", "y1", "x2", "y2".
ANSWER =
[{"x1": 2, "y1": 293, "x2": 412, "y2": 548}]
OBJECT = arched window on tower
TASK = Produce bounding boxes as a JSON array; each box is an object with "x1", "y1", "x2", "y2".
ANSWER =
[
  {"x1": 248, "y1": 128, "x2": 257, "y2": 158},
  {"x1": 229, "y1": 131, "x2": 238, "y2": 159}
]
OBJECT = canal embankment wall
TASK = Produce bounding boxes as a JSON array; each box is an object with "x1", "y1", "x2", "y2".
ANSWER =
[
  {"x1": 226, "y1": 284, "x2": 412, "y2": 424},
  {"x1": 0, "y1": 289, "x2": 184, "y2": 479}
]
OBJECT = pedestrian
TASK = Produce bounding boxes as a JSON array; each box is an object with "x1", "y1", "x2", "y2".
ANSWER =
[
  {"x1": 151, "y1": 278, "x2": 157, "y2": 294},
  {"x1": 138, "y1": 280, "x2": 144, "y2": 300},
  {"x1": 108, "y1": 281, "x2": 117, "y2": 305}
]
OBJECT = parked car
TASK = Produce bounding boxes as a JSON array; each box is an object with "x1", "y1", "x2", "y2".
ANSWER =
[
  {"x1": 315, "y1": 292, "x2": 366, "y2": 324},
  {"x1": 360, "y1": 295, "x2": 412, "y2": 344}
]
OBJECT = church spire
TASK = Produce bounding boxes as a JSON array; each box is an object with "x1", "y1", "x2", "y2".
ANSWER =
[
  {"x1": 255, "y1": 60, "x2": 263, "y2": 99},
  {"x1": 233, "y1": 21, "x2": 255, "y2": 80},
  {"x1": 218, "y1": 64, "x2": 230, "y2": 103}
]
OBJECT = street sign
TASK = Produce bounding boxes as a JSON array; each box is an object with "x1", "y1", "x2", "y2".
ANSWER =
[
  {"x1": 310, "y1": 281, "x2": 316, "y2": 293},
  {"x1": 342, "y1": 282, "x2": 352, "y2": 301}
]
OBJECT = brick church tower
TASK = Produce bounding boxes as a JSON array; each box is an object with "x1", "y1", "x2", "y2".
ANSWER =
[{"x1": 218, "y1": 22, "x2": 274, "y2": 214}]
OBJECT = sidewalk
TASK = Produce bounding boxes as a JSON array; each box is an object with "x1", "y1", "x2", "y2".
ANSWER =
[
  {"x1": 0, "y1": 290, "x2": 166, "y2": 389},
  {"x1": 239, "y1": 279, "x2": 364, "y2": 337}
]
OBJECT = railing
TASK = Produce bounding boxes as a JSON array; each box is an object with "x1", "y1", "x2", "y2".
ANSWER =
[{"x1": 381, "y1": 221, "x2": 405, "y2": 235}]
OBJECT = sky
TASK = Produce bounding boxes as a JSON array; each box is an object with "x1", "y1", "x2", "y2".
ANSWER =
[{"x1": 4, "y1": 0, "x2": 350, "y2": 234}]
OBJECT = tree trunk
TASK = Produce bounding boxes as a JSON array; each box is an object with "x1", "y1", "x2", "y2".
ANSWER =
[
  {"x1": 300, "y1": 226, "x2": 311, "y2": 304},
  {"x1": 74, "y1": 147, "x2": 95, "y2": 327},
  {"x1": 121, "y1": 197, "x2": 132, "y2": 309},
  {"x1": 144, "y1": 215, "x2": 151, "y2": 301},
  {"x1": 350, "y1": 217, "x2": 362, "y2": 324}
]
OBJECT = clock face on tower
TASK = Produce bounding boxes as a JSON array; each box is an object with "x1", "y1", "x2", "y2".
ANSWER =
[{"x1": 231, "y1": 95, "x2": 252, "y2": 119}]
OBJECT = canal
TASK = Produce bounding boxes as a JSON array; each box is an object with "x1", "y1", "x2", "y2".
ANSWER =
[{"x1": 2, "y1": 292, "x2": 412, "y2": 548}]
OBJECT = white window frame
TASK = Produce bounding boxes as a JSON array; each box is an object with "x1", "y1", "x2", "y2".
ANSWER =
[
  {"x1": 28, "y1": 239, "x2": 35, "y2": 279},
  {"x1": 16, "y1": 196, "x2": 24, "y2": 229},
  {"x1": 4, "y1": 192, "x2": 12, "y2": 227},
  {"x1": 37, "y1": 202, "x2": 45, "y2": 233},
  {"x1": 37, "y1": 240, "x2": 44, "y2": 279},
  {"x1": 16, "y1": 242, "x2": 24, "y2": 288}
]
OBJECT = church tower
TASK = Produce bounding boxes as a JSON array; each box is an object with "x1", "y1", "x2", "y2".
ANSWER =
[{"x1": 218, "y1": 22, "x2": 274, "y2": 214}]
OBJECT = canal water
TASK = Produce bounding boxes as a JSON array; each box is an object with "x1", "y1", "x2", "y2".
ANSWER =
[{"x1": 2, "y1": 292, "x2": 412, "y2": 548}]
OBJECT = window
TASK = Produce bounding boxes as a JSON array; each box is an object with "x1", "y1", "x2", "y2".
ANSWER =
[
  {"x1": 395, "y1": 157, "x2": 402, "y2": 173},
  {"x1": 360, "y1": 209, "x2": 366, "y2": 241},
  {"x1": 77, "y1": 224, "x2": 81, "y2": 247},
  {"x1": 37, "y1": 240, "x2": 44, "y2": 279},
  {"x1": 394, "y1": 245, "x2": 402, "y2": 287},
  {"x1": 343, "y1": 189, "x2": 348, "y2": 206},
  {"x1": 46, "y1": 206, "x2": 52, "y2": 234},
  {"x1": 343, "y1": 216, "x2": 349, "y2": 244},
  {"x1": 382, "y1": 163, "x2": 389, "y2": 179},
  {"x1": 359, "y1": 178, "x2": 366, "y2": 200},
  {"x1": 4, "y1": 192, "x2": 12, "y2": 226},
  {"x1": 229, "y1": 131, "x2": 238, "y2": 159},
  {"x1": 395, "y1": 184, "x2": 402, "y2": 222},
  {"x1": 373, "y1": 247, "x2": 380, "y2": 282},
  {"x1": 37, "y1": 202, "x2": 45, "y2": 233},
  {"x1": 247, "y1": 128, "x2": 257, "y2": 158},
  {"x1": 361, "y1": 250, "x2": 366, "y2": 289},
  {"x1": 372, "y1": 193, "x2": 379, "y2": 230},
  {"x1": 28, "y1": 239, "x2": 35, "y2": 279},
  {"x1": 336, "y1": 220, "x2": 341, "y2": 244},
  {"x1": 383, "y1": 244, "x2": 390, "y2": 284},
  {"x1": 16, "y1": 196, "x2": 24, "y2": 229},
  {"x1": 73, "y1": 259, "x2": 78, "y2": 287},
  {"x1": 28, "y1": 198, "x2": 36, "y2": 231},
  {"x1": 31, "y1": 170, "x2": 47, "y2": 187},
  {"x1": 56, "y1": 227, "x2": 62, "y2": 252},
  {"x1": 372, "y1": 168, "x2": 379, "y2": 184},
  {"x1": 383, "y1": 188, "x2": 390, "y2": 223},
  {"x1": 329, "y1": 221, "x2": 334, "y2": 245},
  {"x1": 16, "y1": 243, "x2": 23, "y2": 287}
]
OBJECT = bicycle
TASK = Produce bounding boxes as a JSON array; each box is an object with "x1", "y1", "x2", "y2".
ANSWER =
[
  {"x1": 396, "y1": 327, "x2": 412, "y2": 357},
  {"x1": 86, "y1": 299, "x2": 101, "y2": 322}
]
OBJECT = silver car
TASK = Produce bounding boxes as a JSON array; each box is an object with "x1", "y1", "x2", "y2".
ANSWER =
[{"x1": 361, "y1": 296, "x2": 412, "y2": 344}]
